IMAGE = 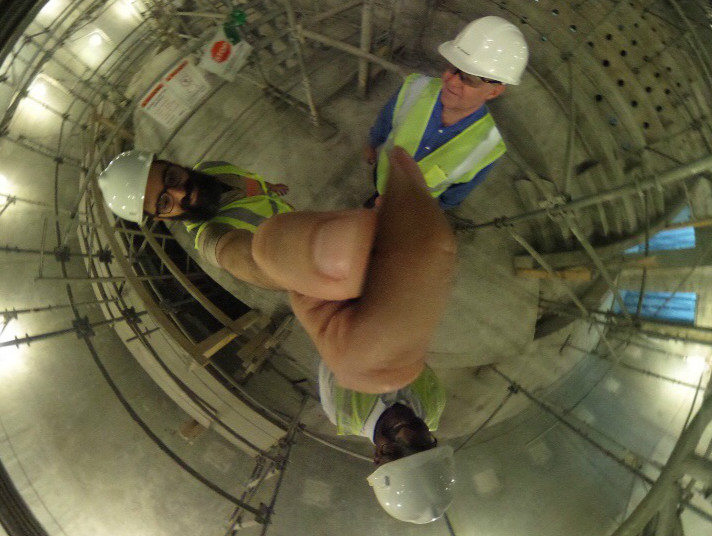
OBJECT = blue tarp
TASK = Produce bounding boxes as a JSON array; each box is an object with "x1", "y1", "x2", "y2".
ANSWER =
[
  {"x1": 626, "y1": 206, "x2": 695, "y2": 254},
  {"x1": 614, "y1": 291, "x2": 697, "y2": 324}
]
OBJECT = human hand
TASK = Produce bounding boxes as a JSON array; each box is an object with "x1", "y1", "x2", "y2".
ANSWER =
[
  {"x1": 267, "y1": 183, "x2": 289, "y2": 196},
  {"x1": 252, "y1": 147, "x2": 457, "y2": 394},
  {"x1": 364, "y1": 145, "x2": 377, "y2": 165}
]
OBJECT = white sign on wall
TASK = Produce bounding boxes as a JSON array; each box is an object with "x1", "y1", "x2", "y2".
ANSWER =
[
  {"x1": 139, "y1": 59, "x2": 210, "y2": 130},
  {"x1": 198, "y1": 26, "x2": 253, "y2": 81}
]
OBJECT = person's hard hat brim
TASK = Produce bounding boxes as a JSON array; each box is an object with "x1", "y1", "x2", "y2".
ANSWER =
[
  {"x1": 439, "y1": 40, "x2": 523, "y2": 85},
  {"x1": 98, "y1": 150, "x2": 154, "y2": 224},
  {"x1": 367, "y1": 445, "x2": 455, "y2": 524},
  {"x1": 439, "y1": 40, "x2": 482, "y2": 77}
]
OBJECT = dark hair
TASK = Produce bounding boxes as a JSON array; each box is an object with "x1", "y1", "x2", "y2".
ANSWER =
[{"x1": 385, "y1": 420, "x2": 438, "y2": 459}]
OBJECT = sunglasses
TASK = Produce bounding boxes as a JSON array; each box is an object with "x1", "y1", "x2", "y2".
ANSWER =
[{"x1": 445, "y1": 65, "x2": 502, "y2": 87}]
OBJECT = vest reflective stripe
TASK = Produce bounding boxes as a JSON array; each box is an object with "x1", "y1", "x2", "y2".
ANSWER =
[
  {"x1": 376, "y1": 74, "x2": 507, "y2": 198},
  {"x1": 184, "y1": 162, "x2": 292, "y2": 247},
  {"x1": 426, "y1": 124, "x2": 503, "y2": 194},
  {"x1": 332, "y1": 365, "x2": 446, "y2": 436}
]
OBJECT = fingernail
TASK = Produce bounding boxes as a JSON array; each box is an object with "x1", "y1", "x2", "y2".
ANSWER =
[{"x1": 313, "y1": 214, "x2": 360, "y2": 280}]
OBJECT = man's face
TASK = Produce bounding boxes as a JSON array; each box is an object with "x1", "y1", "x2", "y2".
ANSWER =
[
  {"x1": 440, "y1": 65, "x2": 506, "y2": 113},
  {"x1": 143, "y1": 161, "x2": 222, "y2": 221}
]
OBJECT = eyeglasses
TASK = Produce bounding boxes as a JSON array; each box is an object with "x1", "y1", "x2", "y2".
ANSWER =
[
  {"x1": 155, "y1": 165, "x2": 186, "y2": 215},
  {"x1": 445, "y1": 65, "x2": 501, "y2": 87}
]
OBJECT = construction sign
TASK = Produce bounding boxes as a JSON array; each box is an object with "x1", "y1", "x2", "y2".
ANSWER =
[
  {"x1": 198, "y1": 10, "x2": 252, "y2": 81},
  {"x1": 139, "y1": 59, "x2": 210, "y2": 130}
]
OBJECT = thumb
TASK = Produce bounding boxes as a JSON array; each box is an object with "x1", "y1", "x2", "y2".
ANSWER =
[{"x1": 252, "y1": 209, "x2": 378, "y2": 301}]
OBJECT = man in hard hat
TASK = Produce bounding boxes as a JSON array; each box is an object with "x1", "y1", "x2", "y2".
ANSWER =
[
  {"x1": 98, "y1": 153, "x2": 292, "y2": 288},
  {"x1": 319, "y1": 359, "x2": 455, "y2": 524},
  {"x1": 363, "y1": 16, "x2": 528, "y2": 210}
]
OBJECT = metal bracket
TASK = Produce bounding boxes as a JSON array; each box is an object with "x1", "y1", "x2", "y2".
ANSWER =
[
  {"x1": 493, "y1": 216, "x2": 513, "y2": 229},
  {"x1": 120, "y1": 307, "x2": 142, "y2": 325},
  {"x1": 255, "y1": 503, "x2": 272, "y2": 525},
  {"x1": 53, "y1": 245, "x2": 71, "y2": 262},
  {"x1": 97, "y1": 248, "x2": 113, "y2": 264},
  {"x1": 73, "y1": 316, "x2": 94, "y2": 338},
  {"x1": 1, "y1": 309, "x2": 18, "y2": 323}
]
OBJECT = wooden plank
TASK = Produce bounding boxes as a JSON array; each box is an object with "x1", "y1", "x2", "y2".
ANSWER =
[{"x1": 195, "y1": 310, "x2": 266, "y2": 362}]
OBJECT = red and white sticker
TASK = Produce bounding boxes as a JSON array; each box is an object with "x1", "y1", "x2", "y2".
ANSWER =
[
  {"x1": 211, "y1": 41, "x2": 232, "y2": 63},
  {"x1": 199, "y1": 26, "x2": 252, "y2": 81}
]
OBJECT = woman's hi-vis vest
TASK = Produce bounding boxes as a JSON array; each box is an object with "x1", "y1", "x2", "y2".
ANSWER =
[
  {"x1": 184, "y1": 161, "x2": 293, "y2": 248},
  {"x1": 376, "y1": 74, "x2": 507, "y2": 198},
  {"x1": 333, "y1": 365, "x2": 446, "y2": 436}
]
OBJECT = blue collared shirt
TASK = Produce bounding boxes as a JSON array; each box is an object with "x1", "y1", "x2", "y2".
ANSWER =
[{"x1": 369, "y1": 85, "x2": 497, "y2": 210}]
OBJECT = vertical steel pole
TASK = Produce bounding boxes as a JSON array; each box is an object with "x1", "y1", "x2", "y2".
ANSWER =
[{"x1": 358, "y1": 0, "x2": 373, "y2": 98}]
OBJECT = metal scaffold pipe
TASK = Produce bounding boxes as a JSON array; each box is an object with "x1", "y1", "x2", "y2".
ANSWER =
[
  {"x1": 473, "y1": 154, "x2": 712, "y2": 230},
  {"x1": 0, "y1": 313, "x2": 147, "y2": 348},
  {"x1": 613, "y1": 392, "x2": 712, "y2": 535},
  {"x1": 299, "y1": 28, "x2": 408, "y2": 77}
]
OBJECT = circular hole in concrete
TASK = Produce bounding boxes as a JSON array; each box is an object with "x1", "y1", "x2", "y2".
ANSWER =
[{"x1": 602, "y1": 59, "x2": 610, "y2": 67}]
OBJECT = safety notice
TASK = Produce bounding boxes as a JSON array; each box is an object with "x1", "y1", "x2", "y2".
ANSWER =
[
  {"x1": 198, "y1": 25, "x2": 252, "y2": 81},
  {"x1": 139, "y1": 59, "x2": 210, "y2": 130}
]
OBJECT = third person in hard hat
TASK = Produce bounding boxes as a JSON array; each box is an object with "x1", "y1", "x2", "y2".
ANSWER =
[
  {"x1": 363, "y1": 16, "x2": 529, "y2": 210},
  {"x1": 319, "y1": 359, "x2": 455, "y2": 524}
]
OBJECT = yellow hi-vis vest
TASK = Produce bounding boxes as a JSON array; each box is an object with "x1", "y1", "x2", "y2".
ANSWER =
[
  {"x1": 184, "y1": 161, "x2": 293, "y2": 248},
  {"x1": 326, "y1": 364, "x2": 446, "y2": 437},
  {"x1": 376, "y1": 74, "x2": 507, "y2": 198}
]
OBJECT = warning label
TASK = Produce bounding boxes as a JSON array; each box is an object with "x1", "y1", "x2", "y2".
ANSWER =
[{"x1": 139, "y1": 59, "x2": 210, "y2": 130}]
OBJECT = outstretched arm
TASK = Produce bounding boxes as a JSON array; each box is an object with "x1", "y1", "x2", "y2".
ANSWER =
[{"x1": 252, "y1": 147, "x2": 457, "y2": 393}]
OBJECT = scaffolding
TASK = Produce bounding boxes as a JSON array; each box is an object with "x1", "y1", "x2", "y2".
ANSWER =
[{"x1": 1, "y1": 1, "x2": 711, "y2": 535}]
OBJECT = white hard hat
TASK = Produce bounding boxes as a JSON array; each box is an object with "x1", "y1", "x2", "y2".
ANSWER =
[
  {"x1": 438, "y1": 16, "x2": 529, "y2": 85},
  {"x1": 97, "y1": 150, "x2": 154, "y2": 223},
  {"x1": 367, "y1": 445, "x2": 456, "y2": 524}
]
